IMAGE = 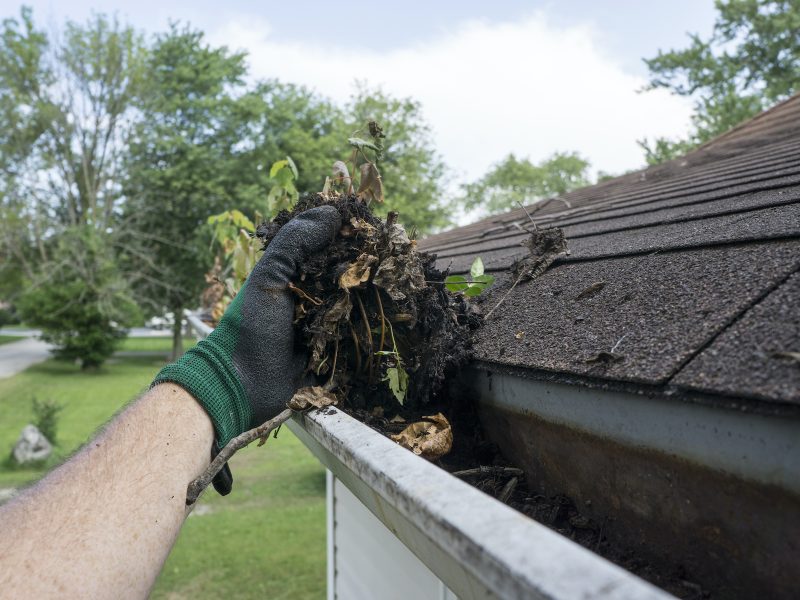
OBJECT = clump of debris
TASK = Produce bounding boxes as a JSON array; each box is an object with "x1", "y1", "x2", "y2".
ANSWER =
[{"x1": 257, "y1": 193, "x2": 481, "y2": 418}]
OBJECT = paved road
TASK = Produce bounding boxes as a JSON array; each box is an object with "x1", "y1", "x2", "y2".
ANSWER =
[
  {"x1": 0, "y1": 327, "x2": 171, "y2": 338},
  {"x1": 0, "y1": 327, "x2": 172, "y2": 378},
  {"x1": 0, "y1": 337, "x2": 53, "y2": 378}
]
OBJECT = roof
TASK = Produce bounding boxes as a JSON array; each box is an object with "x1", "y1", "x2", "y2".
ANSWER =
[{"x1": 419, "y1": 94, "x2": 800, "y2": 409}]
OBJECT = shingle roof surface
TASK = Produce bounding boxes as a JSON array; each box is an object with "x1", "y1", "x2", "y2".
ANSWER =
[{"x1": 419, "y1": 95, "x2": 800, "y2": 407}]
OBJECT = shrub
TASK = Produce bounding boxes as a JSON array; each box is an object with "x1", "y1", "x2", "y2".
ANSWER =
[
  {"x1": 18, "y1": 227, "x2": 141, "y2": 369},
  {"x1": 32, "y1": 397, "x2": 64, "y2": 445}
]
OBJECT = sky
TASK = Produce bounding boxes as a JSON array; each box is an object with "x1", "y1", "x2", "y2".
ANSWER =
[{"x1": 3, "y1": 1, "x2": 718, "y2": 192}]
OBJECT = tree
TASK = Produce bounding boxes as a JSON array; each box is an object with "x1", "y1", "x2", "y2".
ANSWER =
[
  {"x1": 0, "y1": 8, "x2": 145, "y2": 362},
  {"x1": 123, "y1": 24, "x2": 256, "y2": 359},
  {"x1": 18, "y1": 227, "x2": 140, "y2": 369},
  {"x1": 640, "y1": 0, "x2": 800, "y2": 164},
  {"x1": 343, "y1": 86, "x2": 450, "y2": 234},
  {"x1": 461, "y1": 152, "x2": 591, "y2": 215}
]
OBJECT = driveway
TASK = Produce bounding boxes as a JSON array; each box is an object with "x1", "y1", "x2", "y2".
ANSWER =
[{"x1": 0, "y1": 337, "x2": 53, "y2": 378}]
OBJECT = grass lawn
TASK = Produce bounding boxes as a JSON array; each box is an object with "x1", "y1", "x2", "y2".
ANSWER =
[
  {"x1": 0, "y1": 335, "x2": 24, "y2": 346},
  {"x1": 0, "y1": 340, "x2": 326, "y2": 598}
]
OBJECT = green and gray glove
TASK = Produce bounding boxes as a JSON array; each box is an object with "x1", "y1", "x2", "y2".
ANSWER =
[{"x1": 153, "y1": 206, "x2": 341, "y2": 494}]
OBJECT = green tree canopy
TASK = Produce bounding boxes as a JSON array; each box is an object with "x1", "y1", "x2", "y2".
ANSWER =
[
  {"x1": 123, "y1": 24, "x2": 255, "y2": 358},
  {"x1": 0, "y1": 7, "x2": 145, "y2": 365},
  {"x1": 640, "y1": 0, "x2": 800, "y2": 164},
  {"x1": 461, "y1": 152, "x2": 591, "y2": 215},
  {"x1": 343, "y1": 86, "x2": 449, "y2": 234}
]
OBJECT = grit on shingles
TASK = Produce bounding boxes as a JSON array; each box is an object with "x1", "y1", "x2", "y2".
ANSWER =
[{"x1": 419, "y1": 93, "x2": 800, "y2": 407}]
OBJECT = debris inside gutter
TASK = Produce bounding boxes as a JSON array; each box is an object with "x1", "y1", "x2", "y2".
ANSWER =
[{"x1": 253, "y1": 195, "x2": 710, "y2": 598}]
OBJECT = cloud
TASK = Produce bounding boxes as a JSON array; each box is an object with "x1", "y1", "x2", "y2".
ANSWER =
[{"x1": 209, "y1": 12, "x2": 692, "y2": 185}]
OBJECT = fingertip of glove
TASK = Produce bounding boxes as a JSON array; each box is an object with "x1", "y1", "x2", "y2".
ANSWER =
[{"x1": 302, "y1": 205, "x2": 342, "y2": 230}]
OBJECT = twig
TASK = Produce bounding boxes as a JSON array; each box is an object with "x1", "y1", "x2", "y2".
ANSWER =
[
  {"x1": 349, "y1": 323, "x2": 362, "y2": 373},
  {"x1": 516, "y1": 201, "x2": 538, "y2": 231},
  {"x1": 498, "y1": 477, "x2": 519, "y2": 504},
  {"x1": 453, "y1": 466, "x2": 523, "y2": 478},
  {"x1": 484, "y1": 270, "x2": 525, "y2": 320},
  {"x1": 610, "y1": 333, "x2": 628, "y2": 354},
  {"x1": 327, "y1": 336, "x2": 339, "y2": 388},
  {"x1": 288, "y1": 282, "x2": 323, "y2": 305},
  {"x1": 374, "y1": 286, "x2": 387, "y2": 351},
  {"x1": 354, "y1": 292, "x2": 374, "y2": 375},
  {"x1": 186, "y1": 408, "x2": 293, "y2": 505}
]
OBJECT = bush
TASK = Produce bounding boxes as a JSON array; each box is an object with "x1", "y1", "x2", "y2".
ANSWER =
[
  {"x1": 32, "y1": 397, "x2": 63, "y2": 445},
  {"x1": 0, "y1": 305, "x2": 20, "y2": 327},
  {"x1": 18, "y1": 227, "x2": 141, "y2": 369}
]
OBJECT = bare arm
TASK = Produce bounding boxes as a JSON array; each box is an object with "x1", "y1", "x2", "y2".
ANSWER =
[{"x1": 0, "y1": 383, "x2": 213, "y2": 599}]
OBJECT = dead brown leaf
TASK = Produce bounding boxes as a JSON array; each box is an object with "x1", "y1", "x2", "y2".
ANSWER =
[
  {"x1": 287, "y1": 386, "x2": 338, "y2": 411},
  {"x1": 339, "y1": 253, "x2": 378, "y2": 290},
  {"x1": 391, "y1": 413, "x2": 453, "y2": 460},
  {"x1": 357, "y1": 162, "x2": 385, "y2": 204}
]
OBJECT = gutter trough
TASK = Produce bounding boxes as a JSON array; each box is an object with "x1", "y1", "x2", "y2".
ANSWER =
[
  {"x1": 471, "y1": 366, "x2": 800, "y2": 599},
  {"x1": 187, "y1": 311, "x2": 672, "y2": 598},
  {"x1": 287, "y1": 408, "x2": 672, "y2": 600}
]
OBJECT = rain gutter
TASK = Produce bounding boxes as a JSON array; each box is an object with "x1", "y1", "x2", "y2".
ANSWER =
[{"x1": 186, "y1": 312, "x2": 673, "y2": 599}]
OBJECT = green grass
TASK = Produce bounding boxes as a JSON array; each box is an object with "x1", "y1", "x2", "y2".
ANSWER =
[
  {"x1": 0, "y1": 344, "x2": 326, "y2": 598},
  {"x1": 118, "y1": 336, "x2": 184, "y2": 353},
  {"x1": 0, "y1": 335, "x2": 24, "y2": 346}
]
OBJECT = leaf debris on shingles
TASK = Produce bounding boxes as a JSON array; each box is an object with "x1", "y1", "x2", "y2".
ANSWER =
[
  {"x1": 575, "y1": 281, "x2": 606, "y2": 300},
  {"x1": 513, "y1": 228, "x2": 568, "y2": 282}
]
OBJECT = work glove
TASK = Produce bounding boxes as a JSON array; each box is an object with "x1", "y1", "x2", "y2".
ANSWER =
[{"x1": 153, "y1": 206, "x2": 341, "y2": 494}]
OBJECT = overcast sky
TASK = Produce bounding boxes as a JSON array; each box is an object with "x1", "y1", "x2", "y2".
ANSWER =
[{"x1": 5, "y1": 1, "x2": 718, "y2": 187}]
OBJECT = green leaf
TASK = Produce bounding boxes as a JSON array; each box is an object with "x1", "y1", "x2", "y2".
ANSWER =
[
  {"x1": 463, "y1": 285, "x2": 485, "y2": 297},
  {"x1": 444, "y1": 275, "x2": 468, "y2": 293},
  {"x1": 383, "y1": 366, "x2": 409, "y2": 404},
  {"x1": 348, "y1": 137, "x2": 381, "y2": 153},
  {"x1": 470, "y1": 256, "x2": 485, "y2": 278},
  {"x1": 269, "y1": 159, "x2": 288, "y2": 178},
  {"x1": 286, "y1": 155, "x2": 298, "y2": 180}
]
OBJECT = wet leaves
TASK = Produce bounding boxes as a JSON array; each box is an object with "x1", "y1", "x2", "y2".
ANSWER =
[{"x1": 391, "y1": 413, "x2": 453, "y2": 460}]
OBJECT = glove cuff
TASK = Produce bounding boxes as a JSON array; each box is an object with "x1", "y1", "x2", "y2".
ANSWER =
[{"x1": 152, "y1": 333, "x2": 252, "y2": 447}]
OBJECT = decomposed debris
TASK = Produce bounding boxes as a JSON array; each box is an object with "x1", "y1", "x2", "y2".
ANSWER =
[
  {"x1": 391, "y1": 413, "x2": 453, "y2": 460},
  {"x1": 514, "y1": 331, "x2": 525, "y2": 340},
  {"x1": 575, "y1": 281, "x2": 606, "y2": 300}
]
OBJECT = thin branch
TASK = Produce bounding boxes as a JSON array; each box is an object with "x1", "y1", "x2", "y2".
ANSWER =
[
  {"x1": 484, "y1": 270, "x2": 525, "y2": 320},
  {"x1": 186, "y1": 408, "x2": 293, "y2": 505}
]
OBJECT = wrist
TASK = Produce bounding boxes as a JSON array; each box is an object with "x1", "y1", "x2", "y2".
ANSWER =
[{"x1": 152, "y1": 331, "x2": 252, "y2": 447}]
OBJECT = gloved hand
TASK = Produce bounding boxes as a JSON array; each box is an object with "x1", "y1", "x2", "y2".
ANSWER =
[{"x1": 153, "y1": 206, "x2": 341, "y2": 494}]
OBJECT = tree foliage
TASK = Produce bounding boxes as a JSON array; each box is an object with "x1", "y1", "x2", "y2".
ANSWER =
[
  {"x1": 461, "y1": 152, "x2": 591, "y2": 215},
  {"x1": 0, "y1": 8, "x2": 144, "y2": 362},
  {"x1": 18, "y1": 227, "x2": 140, "y2": 368},
  {"x1": 641, "y1": 0, "x2": 800, "y2": 164},
  {"x1": 123, "y1": 24, "x2": 254, "y2": 358},
  {"x1": 343, "y1": 86, "x2": 449, "y2": 233}
]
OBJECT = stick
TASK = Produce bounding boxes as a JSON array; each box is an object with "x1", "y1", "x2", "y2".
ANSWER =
[
  {"x1": 498, "y1": 476, "x2": 519, "y2": 504},
  {"x1": 374, "y1": 286, "x2": 387, "y2": 351},
  {"x1": 453, "y1": 466, "x2": 523, "y2": 478},
  {"x1": 484, "y1": 270, "x2": 525, "y2": 320},
  {"x1": 186, "y1": 408, "x2": 293, "y2": 505}
]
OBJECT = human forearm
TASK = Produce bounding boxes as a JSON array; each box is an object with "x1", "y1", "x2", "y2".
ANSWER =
[{"x1": 0, "y1": 383, "x2": 213, "y2": 599}]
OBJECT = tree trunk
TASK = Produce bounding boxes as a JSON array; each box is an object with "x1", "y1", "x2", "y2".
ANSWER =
[{"x1": 170, "y1": 308, "x2": 183, "y2": 361}]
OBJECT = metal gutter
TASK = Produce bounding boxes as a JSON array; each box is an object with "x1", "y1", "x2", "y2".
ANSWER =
[
  {"x1": 185, "y1": 309, "x2": 674, "y2": 598},
  {"x1": 472, "y1": 370, "x2": 800, "y2": 493},
  {"x1": 287, "y1": 408, "x2": 673, "y2": 600},
  {"x1": 184, "y1": 311, "x2": 213, "y2": 338}
]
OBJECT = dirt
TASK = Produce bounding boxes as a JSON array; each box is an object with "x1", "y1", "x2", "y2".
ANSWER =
[{"x1": 257, "y1": 194, "x2": 480, "y2": 413}]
